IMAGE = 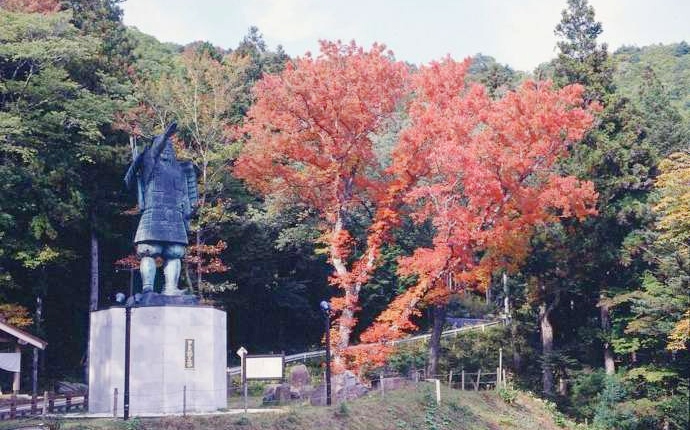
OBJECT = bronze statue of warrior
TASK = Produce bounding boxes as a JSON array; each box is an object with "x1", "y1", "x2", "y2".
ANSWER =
[{"x1": 124, "y1": 123, "x2": 198, "y2": 296}]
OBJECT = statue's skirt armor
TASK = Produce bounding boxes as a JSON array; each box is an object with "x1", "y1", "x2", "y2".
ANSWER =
[
  {"x1": 134, "y1": 208, "x2": 188, "y2": 244},
  {"x1": 133, "y1": 156, "x2": 189, "y2": 245}
]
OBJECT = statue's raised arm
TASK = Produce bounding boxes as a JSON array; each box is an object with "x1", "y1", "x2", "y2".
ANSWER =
[{"x1": 151, "y1": 122, "x2": 178, "y2": 160}]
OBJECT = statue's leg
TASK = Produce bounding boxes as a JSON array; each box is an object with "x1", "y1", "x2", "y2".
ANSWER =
[
  {"x1": 136, "y1": 243, "x2": 162, "y2": 293},
  {"x1": 162, "y1": 244, "x2": 186, "y2": 296}
]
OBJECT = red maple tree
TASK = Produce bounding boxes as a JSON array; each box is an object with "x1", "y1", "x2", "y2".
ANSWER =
[
  {"x1": 355, "y1": 58, "x2": 599, "y2": 370},
  {"x1": 0, "y1": 0, "x2": 60, "y2": 13},
  {"x1": 235, "y1": 40, "x2": 409, "y2": 362}
]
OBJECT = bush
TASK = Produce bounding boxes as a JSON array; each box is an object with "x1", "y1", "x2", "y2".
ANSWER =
[
  {"x1": 247, "y1": 380, "x2": 267, "y2": 396},
  {"x1": 592, "y1": 376, "x2": 636, "y2": 430},
  {"x1": 387, "y1": 343, "x2": 427, "y2": 376},
  {"x1": 335, "y1": 401, "x2": 350, "y2": 417},
  {"x1": 498, "y1": 386, "x2": 519, "y2": 404},
  {"x1": 568, "y1": 369, "x2": 607, "y2": 421}
]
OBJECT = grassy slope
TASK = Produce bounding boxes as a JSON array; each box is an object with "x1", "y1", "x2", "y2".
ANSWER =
[{"x1": 5, "y1": 384, "x2": 583, "y2": 430}]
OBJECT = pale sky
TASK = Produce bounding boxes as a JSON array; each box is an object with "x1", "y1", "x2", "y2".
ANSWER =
[{"x1": 121, "y1": 0, "x2": 690, "y2": 72}]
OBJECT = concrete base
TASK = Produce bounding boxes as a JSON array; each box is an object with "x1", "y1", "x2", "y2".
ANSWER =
[{"x1": 88, "y1": 306, "x2": 227, "y2": 415}]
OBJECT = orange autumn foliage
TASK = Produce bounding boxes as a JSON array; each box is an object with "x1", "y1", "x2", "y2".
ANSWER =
[
  {"x1": 0, "y1": 303, "x2": 33, "y2": 328},
  {"x1": 185, "y1": 240, "x2": 229, "y2": 275},
  {"x1": 0, "y1": 0, "x2": 60, "y2": 13},
  {"x1": 236, "y1": 41, "x2": 409, "y2": 355},
  {"x1": 354, "y1": 58, "x2": 598, "y2": 370}
]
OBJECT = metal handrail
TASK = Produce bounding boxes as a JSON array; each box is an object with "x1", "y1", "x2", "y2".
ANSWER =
[{"x1": 226, "y1": 319, "x2": 503, "y2": 376}]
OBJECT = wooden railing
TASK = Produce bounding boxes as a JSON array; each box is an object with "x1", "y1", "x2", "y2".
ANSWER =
[{"x1": 0, "y1": 392, "x2": 87, "y2": 420}]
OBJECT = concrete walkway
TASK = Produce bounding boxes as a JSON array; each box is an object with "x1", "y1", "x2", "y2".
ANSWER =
[{"x1": 63, "y1": 408, "x2": 286, "y2": 419}]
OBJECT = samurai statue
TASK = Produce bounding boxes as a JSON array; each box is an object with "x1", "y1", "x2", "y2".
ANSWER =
[{"x1": 124, "y1": 122, "x2": 198, "y2": 297}]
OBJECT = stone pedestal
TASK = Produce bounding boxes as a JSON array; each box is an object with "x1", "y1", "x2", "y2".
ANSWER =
[{"x1": 88, "y1": 306, "x2": 227, "y2": 415}]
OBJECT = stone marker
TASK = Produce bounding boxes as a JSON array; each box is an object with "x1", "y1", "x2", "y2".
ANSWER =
[{"x1": 289, "y1": 364, "x2": 311, "y2": 390}]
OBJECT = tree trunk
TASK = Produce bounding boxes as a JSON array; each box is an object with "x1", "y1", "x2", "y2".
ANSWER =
[
  {"x1": 427, "y1": 305, "x2": 446, "y2": 377},
  {"x1": 330, "y1": 193, "x2": 379, "y2": 364},
  {"x1": 600, "y1": 294, "x2": 615, "y2": 375},
  {"x1": 196, "y1": 230, "x2": 203, "y2": 297},
  {"x1": 558, "y1": 375, "x2": 568, "y2": 396},
  {"x1": 333, "y1": 211, "x2": 353, "y2": 352},
  {"x1": 539, "y1": 286, "x2": 560, "y2": 397},
  {"x1": 86, "y1": 216, "x2": 99, "y2": 385},
  {"x1": 502, "y1": 272, "x2": 510, "y2": 316},
  {"x1": 511, "y1": 318, "x2": 522, "y2": 371},
  {"x1": 89, "y1": 223, "x2": 99, "y2": 311},
  {"x1": 539, "y1": 301, "x2": 554, "y2": 396}
]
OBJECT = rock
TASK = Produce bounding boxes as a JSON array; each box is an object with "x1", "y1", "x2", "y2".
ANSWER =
[
  {"x1": 290, "y1": 387, "x2": 303, "y2": 399},
  {"x1": 309, "y1": 383, "x2": 327, "y2": 406},
  {"x1": 274, "y1": 384, "x2": 291, "y2": 404},
  {"x1": 337, "y1": 383, "x2": 368, "y2": 401},
  {"x1": 262, "y1": 383, "x2": 280, "y2": 403},
  {"x1": 309, "y1": 371, "x2": 369, "y2": 405},
  {"x1": 288, "y1": 364, "x2": 311, "y2": 390},
  {"x1": 262, "y1": 383, "x2": 292, "y2": 405},
  {"x1": 334, "y1": 371, "x2": 369, "y2": 401}
]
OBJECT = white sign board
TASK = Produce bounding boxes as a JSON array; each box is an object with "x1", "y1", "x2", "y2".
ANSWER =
[{"x1": 245, "y1": 355, "x2": 284, "y2": 380}]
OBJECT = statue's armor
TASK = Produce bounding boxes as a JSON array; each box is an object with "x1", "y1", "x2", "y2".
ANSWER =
[{"x1": 134, "y1": 151, "x2": 189, "y2": 245}]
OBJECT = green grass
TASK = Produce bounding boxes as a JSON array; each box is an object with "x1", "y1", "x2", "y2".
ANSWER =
[{"x1": 0, "y1": 385, "x2": 590, "y2": 430}]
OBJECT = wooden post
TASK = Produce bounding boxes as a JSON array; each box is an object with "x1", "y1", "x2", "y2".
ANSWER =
[
  {"x1": 48, "y1": 393, "x2": 54, "y2": 413},
  {"x1": 496, "y1": 367, "x2": 500, "y2": 390},
  {"x1": 12, "y1": 344, "x2": 20, "y2": 393},
  {"x1": 10, "y1": 393, "x2": 16, "y2": 419},
  {"x1": 461, "y1": 370, "x2": 465, "y2": 391},
  {"x1": 448, "y1": 370, "x2": 453, "y2": 388},
  {"x1": 499, "y1": 347, "x2": 503, "y2": 386},
  {"x1": 475, "y1": 369, "x2": 481, "y2": 391},
  {"x1": 502, "y1": 369, "x2": 507, "y2": 388},
  {"x1": 31, "y1": 393, "x2": 37, "y2": 415},
  {"x1": 380, "y1": 372, "x2": 385, "y2": 399},
  {"x1": 42, "y1": 390, "x2": 48, "y2": 415},
  {"x1": 435, "y1": 379, "x2": 441, "y2": 405},
  {"x1": 183, "y1": 385, "x2": 187, "y2": 416},
  {"x1": 113, "y1": 388, "x2": 118, "y2": 417},
  {"x1": 32, "y1": 347, "x2": 38, "y2": 399}
]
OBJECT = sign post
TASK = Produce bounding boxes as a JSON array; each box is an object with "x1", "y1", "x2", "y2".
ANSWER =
[{"x1": 236, "y1": 347, "x2": 248, "y2": 413}]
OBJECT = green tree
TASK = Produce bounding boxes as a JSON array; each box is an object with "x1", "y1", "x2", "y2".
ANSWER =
[
  {"x1": 0, "y1": 6, "x2": 132, "y2": 379},
  {"x1": 523, "y1": 0, "x2": 657, "y2": 398},
  {"x1": 553, "y1": 0, "x2": 614, "y2": 102},
  {"x1": 637, "y1": 66, "x2": 689, "y2": 156},
  {"x1": 467, "y1": 53, "x2": 521, "y2": 98}
]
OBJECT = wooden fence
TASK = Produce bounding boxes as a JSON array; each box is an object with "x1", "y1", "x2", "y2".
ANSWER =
[{"x1": 0, "y1": 391, "x2": 87, "y2": 420}]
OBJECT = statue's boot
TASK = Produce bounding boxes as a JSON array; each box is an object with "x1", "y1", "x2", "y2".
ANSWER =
[
  {"x1": 140, "y1": 256, "x2": 157, "y2": 293},
  {"x1": 162, "y1": 258, "x2": 186, "y2": 296}
]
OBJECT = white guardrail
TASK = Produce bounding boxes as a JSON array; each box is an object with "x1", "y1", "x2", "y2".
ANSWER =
[{"x1": 226, "y1": 319, "x2": 503, "y2": 376}]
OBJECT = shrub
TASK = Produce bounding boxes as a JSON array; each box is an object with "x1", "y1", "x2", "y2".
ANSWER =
[{"x1": 498, "y1": 386, "x2": 519, "y2": 404}]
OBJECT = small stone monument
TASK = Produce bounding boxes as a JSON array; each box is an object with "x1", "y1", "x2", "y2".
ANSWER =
[
  {"x1": 88, "y1": 123, "x2": 227, "y2": 415},
  {"x1": 289, "y1": 364, "x2": 311, "y2": 391}
]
